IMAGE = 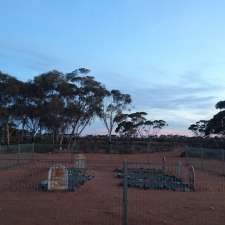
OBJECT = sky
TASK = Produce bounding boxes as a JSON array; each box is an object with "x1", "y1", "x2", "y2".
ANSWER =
[{"x1": 1, "y1": 0, "x2": 225, "y2": 135}]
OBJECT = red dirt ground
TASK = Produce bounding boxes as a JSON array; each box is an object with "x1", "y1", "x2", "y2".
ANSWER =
[{"x1": 0, "y1": 151, "x2": 225, "y2": 225}]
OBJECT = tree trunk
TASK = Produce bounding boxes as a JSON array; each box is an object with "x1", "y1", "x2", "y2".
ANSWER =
[
  {"x1": 6, "y1": 123, "x2": 10, "y2": 145},
  {"x1": 68, "y1": 125, "x2": 76, "y2": 150},
  {"x1": 52, "y1": 132, "x2": 55, "y2": 145},
  {"x1": 21, "y1": 120, "x2": 25, "y2": 144},
  {"x1": 109, "y1": 132, "x2": 112, "y2": 142},
  {"x1": 71, "y1": 136, "x2": 78, "y2": 153},
  {"x1": 59, "y1": 134, "x2": 64, "y2": 149}
]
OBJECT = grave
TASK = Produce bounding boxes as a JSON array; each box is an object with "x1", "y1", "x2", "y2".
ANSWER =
[
  {"x1": 48, "y1": 165, "x2": 69, "y2": 191},
  {"x1": 38, "y1": 162, "x2": 93, "y2": 192},
  {"x1": 74, "y1": 154, "x2": 87, "y2": 173},
  {"x1": 116, "y1": 166, "x2": 194, "y2": 192}
]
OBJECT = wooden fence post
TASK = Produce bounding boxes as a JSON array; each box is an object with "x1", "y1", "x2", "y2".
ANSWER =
[
  {"x1": 189, "y1": 165, "x2": 196, "y2": 191},
  {"x1": 123, "y1": 160, "x2": 128, "y2": 225}
]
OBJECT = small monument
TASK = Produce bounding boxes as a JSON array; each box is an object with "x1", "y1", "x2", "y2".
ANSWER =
[
  {"x1": 48, "y1": 165, "x2": 68, "y2": 191},
  {"x1": 74, "y1": 154, "x2": 87, "y2": 170}
]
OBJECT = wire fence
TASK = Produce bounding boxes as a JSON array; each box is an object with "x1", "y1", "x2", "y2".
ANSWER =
[
  {"x1": 0, "y1": 141, "x2": 177, "y2": 154},
  {"x1": 120, "y1": 159, "x2": 225, "y2": 225},
  {"x1": 184, "y1": 146, "x2": 225, "y2": 176},
  {"x1": 0, "y1": 150, "x2": 225, "y2": 225}
]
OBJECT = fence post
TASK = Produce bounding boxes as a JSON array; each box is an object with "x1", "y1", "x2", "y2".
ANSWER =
[
  {"x1": 123, "y1": 160, "x2": 128, "y2": 225},
  {"x1": 189, "y1": 165, "x2": 196, "y2": 191}
]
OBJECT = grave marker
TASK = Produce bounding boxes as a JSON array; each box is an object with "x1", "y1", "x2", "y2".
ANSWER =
[
  {"x1": 48, "y1": 165, "x2": 68, "y2": 191},
  {"x1": 74, "y1": 154, "x2": 87, "y2": 171}
]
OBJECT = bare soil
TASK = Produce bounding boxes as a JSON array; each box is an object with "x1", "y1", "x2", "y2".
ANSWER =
[{"x1": 0, "y1": 151, "x2": 225, "y2": 225}]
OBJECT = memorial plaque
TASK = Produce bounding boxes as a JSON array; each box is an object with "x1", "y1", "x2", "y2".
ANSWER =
[{"x1": 48, "y1": 165, "x2": 68, "y2": 191}]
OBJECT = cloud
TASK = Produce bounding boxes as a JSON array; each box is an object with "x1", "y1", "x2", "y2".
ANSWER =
[
  {"x1": 118, "y1": 66, "x2": 225, "y2": 133},
  {"x1": 0, "y1": 42, "x2": 63, "y2": 73},
  {"x1": 130, "y1": 85, "x2": 219, "y2": 110}
]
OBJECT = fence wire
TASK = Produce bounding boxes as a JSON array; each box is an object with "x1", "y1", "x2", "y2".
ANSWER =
[{"x1": 0, "y1": 150, "x2": 225, "y2": 225}]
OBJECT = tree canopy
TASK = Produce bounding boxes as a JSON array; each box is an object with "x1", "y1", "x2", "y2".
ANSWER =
[
  {"x1": 189, "y1": 100, "x2": 225, "y2": 137},
  {"x1": 0, "y1": 68, "x2": 168, "y2": 146}
]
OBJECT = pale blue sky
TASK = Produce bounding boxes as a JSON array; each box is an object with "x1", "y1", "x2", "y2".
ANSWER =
[{"x1": 1, "y1": 0, "x2": 225, "y2": 134}]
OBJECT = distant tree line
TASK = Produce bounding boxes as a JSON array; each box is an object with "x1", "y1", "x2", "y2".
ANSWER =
[
  {"x1": 188, "y1": 100, "x2": 225, "y2": 137},
  {"x1": 0, "y1": 68, "x2": 167, "y2": 147}
]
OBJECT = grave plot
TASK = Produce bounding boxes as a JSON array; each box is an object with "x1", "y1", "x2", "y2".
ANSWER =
[
  {"x1": 115, "y1": 165, "x2": 195, "y2": 192},
  {"x1": 38, "y1": 155, "x2": 93, "y2": 192},
  {"x1": 38, "y1": 166, "x2": 93, "y2": 192},
  {"x1": 0, "y1": 154, "x2": 94, "y2": 192}
]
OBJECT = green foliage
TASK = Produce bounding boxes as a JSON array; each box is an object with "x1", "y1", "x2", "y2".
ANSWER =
[
  {"x1": 99, "y1": 89, "x2": 132, "y2": 141},
  {"x1": 115, "y1": 112, "x2": 167, "y2": 137},
  {"x1": 188, "y1": 120, "x2": 208, "y2": 136},
  {"x1": 205, "y1": 110, "x2": 225, "y2": 135},
  {"x1": 0, "y1": 68, "x2": 108, "y2": 146},
  {"x1": 0, "y1": 68, "x2": 167, "y2": 147},
  {"x1": 215, "y1": 101, "x2": 225, "y2": 110},
  {"x1": 189, "y1": 99, "x2": 225, "y2": 136}
]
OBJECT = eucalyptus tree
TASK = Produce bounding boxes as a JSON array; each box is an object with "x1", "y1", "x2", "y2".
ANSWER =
[
  {"x1": 191, "y1": 100, "x2": 225, "y2": 136},
  {"x1": 188, "y1": 120, "x2": 208, "y2": 137},
  {"x1": 99, "y1": 89, "x2": 132, "y2": 142},
  {"x1": 215, "y1": 101, "x2": 225, "y2": 110},
  {"x1": 32, "y1": 70, "x2": 65, "y2": 143},
  {"x1": 115, "y1": 112, "x2": 147, "y2": 137},
  {"x1": 205, "y1": 100, "x2": 225, "y2": 136},
  {"x1": 152, "y1": 120, "x2": 168, "y2": 135},
  {"x1": 26, "y1": 68, "x2": 108, "y2": 147},
  {"x1": 115, "y1": 112, "x2": 167, "y2": 138},
  {"x1": 0, "y1": 71, "x2": 22, "y2": 144},
  {"x1": 65, "y1": 68, "x2": 108, "y2": 148}
]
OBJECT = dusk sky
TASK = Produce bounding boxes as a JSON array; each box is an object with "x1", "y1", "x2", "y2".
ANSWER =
[{"x1": 1, "y1": 0, "x2": 225, "y2": 135}]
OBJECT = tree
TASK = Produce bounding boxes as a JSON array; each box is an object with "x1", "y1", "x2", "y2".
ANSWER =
[
  {"x1": 115, "y1": 112, "x2": 168, "y2": 138},
  {"x1": 99, "y1": 90, "x2": 132, "y2": 142},
  {"x1": 32, "y1": 68, "x2": 108, "y2": 147},
  {"x1": 152, "y1": 120, "x2": 168, "y2": 135},
  {"x1": 0, "y1": 71, "x2": 22, "y2": 144},
  {"x1": 127, "y1": 112, "x2": 147, "y2": 137},
  {"x1": 188, "y1": 120, "x2": 208, "y2": 136},
  {"x1": 204, "y1": 100, "x2": 225, "y2": 136},
  {"x1": 65, "y1": 69, "x2": 108, "y2": 148},
  {"x1": 205, "y1": 112, "x2": 225, "y2": 136},
  {"x1": 31, "y1": 70, "x2": 65, "y2": 143},
  {"x1": 215, "y1": 101, "x2": 225, "y2": 110}
]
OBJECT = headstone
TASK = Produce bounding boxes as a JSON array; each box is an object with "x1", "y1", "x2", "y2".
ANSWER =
[
  {"x1": 74, "y1": 154, "x2": 87, "y2": 170},
  {"x1": 48, "y1": 165, "x2": 68, "y2": 191}
]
